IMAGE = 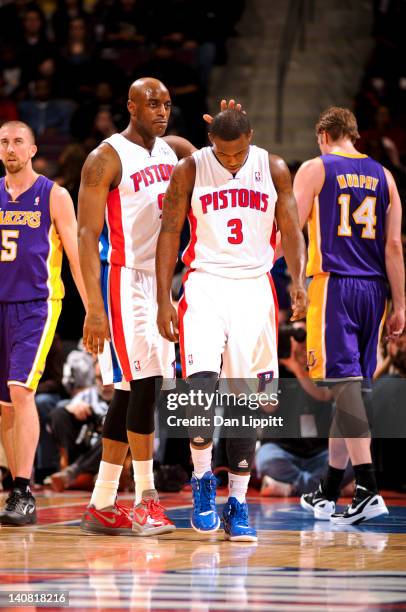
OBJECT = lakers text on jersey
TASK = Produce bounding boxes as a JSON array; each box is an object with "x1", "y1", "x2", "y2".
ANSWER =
[{"x1": 0, "y1": 175, "x2": 63, "y2": 402}]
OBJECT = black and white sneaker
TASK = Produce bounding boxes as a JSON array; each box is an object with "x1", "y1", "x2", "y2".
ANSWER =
[
  {"x1": 300, "y1": 484, "x2": 336, "y2": 520},
  {"x1": 330, "y1": 485, "x2": 388, "y2": 525},
  {"x1": 0, "y1": 489, "x2": 37, "y2": 525}
]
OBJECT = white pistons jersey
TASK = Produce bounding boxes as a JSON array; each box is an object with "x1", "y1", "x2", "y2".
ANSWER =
[
  {"x1": 100, "y1": 133, "x2": 178, "y2": 271},
  {"x1": 182, "y1": 145, "x2": 277, "y2": 278}
]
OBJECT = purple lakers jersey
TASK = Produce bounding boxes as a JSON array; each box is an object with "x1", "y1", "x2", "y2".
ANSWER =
[
  {"x1": 0, "y1": 175, "x2": 64, "y2": 302},
  {"x1": 307, "y1": 153, "x2": 389, "y2": 278}
]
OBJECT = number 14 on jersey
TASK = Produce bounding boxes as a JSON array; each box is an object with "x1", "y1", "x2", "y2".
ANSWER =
[{"x1": 338, "y1": 195, "x2": 377, "y2": 239}]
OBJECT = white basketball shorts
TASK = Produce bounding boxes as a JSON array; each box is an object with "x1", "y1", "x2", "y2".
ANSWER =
[
  {"x1": 178, "y1": 270, "x2": 278, "y2": 380},
  {"x1": 98, "y1": 264, "x2": 175, "y2": 386}
]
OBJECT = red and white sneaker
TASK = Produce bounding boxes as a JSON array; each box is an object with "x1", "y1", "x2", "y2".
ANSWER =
[
  {"x1": 132, "y1": 489, "x2": 176, "y2": 536},
  {"x1": 80, "y1": 501, "x2": 133, "y2": 535}
]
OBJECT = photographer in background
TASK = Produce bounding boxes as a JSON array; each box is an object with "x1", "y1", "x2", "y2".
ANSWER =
[
  {"x1": 35, "y1": 334, "x2": 67, "y2": 484},
  {"x1": 257, "y1": 323, "x2": 353, "y2": 497},
  {"x1": 47, "y1": 360, "x2": 114, "y2": 492}
]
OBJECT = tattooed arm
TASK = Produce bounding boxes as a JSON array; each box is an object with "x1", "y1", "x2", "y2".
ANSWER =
[
  {"x1": 77, "y1": 143, "x2": 121, "y2": 355},
  {"x1": 156, "y1": 156, "x2": 195, "y2": 342}
]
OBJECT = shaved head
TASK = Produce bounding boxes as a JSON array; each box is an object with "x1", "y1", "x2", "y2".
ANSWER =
[
  {"x1": 126, "y1": 77, "x2": 172, "y2": 140},
  {"x1": 128, "y1": 78, "x2": 169, "y2": 103}
]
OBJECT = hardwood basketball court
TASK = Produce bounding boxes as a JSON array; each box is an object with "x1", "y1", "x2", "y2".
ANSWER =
[{"x1": 1, "y1": 488, "x2": 405, "y2": 611}]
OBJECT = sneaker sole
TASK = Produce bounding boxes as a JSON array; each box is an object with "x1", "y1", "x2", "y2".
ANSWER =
[
  {"x1": 300, "y1": 497, "x2": 333, "y2": 520},
  {"x1": 224, "y1": 532, "x2": 258, "y2": 542},
  {"x1": 80, "y1": 522, "x2": 133, "y2": 536},
  {"x1": 0, "y1": 517, "x2": 37, "y2": 526},
  {"x1": 132, "y1": 524, "x2": 176, "y2": 536},
  {"x1": 0, "y1": 513, "x2": 37, "y2": 526},
  {"x1": 330, "y1": 505, "x2": 389, "y2": 525},
  {"x1": 191, "y1": 516, "x2": 221, "y2": 534}
]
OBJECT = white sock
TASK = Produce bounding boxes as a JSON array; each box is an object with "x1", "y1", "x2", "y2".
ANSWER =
[
  {"x1": 229, "y1": 473, "x2": 250, "y2": 503},
  {"x1": 90, "y1": 461, "x2": 122, "y2": 509},
  {"x1": 190, "y1": 443, "x2": 213, "y2": 479},
  {"x1": 133, "y1": 459, "x2": 154, "y2": 505}
]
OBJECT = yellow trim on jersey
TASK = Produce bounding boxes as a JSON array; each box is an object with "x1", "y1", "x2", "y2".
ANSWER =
[
  {"x1": 46, "y1": 224, "x2": 64, "y2": 300},
  {"x1": 307, "y1": 196, "x2": 323, "y2": 276},
  {"x1": 330, "y1": 152, "x2": 368, "y2": 159},
  {"x1": 307, "y1": 274, "x2": 330, "y2": 379},
  {"x1": 375, "y1": 301, "x2": 388, "y2": 373},
  {"x1": 25, "y1": 299, "x2": 62, "y2": 391},
  {"x1": 7, "y1": 381, "x2": 31, "y2": 389}
]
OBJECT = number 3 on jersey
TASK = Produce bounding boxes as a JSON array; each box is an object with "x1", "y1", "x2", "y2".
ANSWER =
[
  {"x1": 338, "y1": 195, "x2": 377, "y2": 239},
  {"x1": 227, "y1": 218, "x2": 243, "y2": 244}
]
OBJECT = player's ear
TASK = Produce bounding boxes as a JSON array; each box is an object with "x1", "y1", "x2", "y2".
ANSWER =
[
  {"x1": 248, "y1": 129, "x2": 254, "y2": 142},
  {"x1": 127, "y1": 98, "x2": 136, "y2": 116},
  {"x1": 31, "y1": 144, "x2": 37, "y2": 158}
]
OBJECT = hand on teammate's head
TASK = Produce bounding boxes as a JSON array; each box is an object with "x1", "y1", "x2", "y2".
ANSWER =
[{"x1": 203, "y1": 99, "x2": 244, "y2": 125}]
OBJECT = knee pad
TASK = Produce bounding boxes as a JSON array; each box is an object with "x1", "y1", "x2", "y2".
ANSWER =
[
  {"x1": 188, "y1": 371, "x2": 219, "y2": 382},
  {"x1": 102, "y1": 389, "x2": 130, "y2": 443},
  {"x1": 190, "y1": 435, "x2": 212, "y2": 447},
  {"x1": 332, "y1": 381, "x2": 370, "y2": 438},
  {"x1": 187, "y1": 371, "x2": 218, "y2": 445},
  {"x1": 226, "y1": 437, "x2": 256, "y2": 473},
  {"x1": 126, "y1": 376, "x2": 162, "y2": 435}
]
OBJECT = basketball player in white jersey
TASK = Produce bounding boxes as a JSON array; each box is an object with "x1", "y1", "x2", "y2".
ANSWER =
[
  {"x1": 156, "y1": 109, "x2": 307, "y2": 540},
  {"x1": 77, "y1": 78, "x2": 199, "y2": 536}
]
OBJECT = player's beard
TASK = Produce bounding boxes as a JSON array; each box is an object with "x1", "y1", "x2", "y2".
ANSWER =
[{"x1": 4, "y1": 157, "x2": 30, "y2": 174}]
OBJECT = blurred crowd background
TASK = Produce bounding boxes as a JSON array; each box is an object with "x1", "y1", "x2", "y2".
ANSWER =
[
  {"x1": 0, "y1": 0, "x2": 405, "y2": 496},
  {"x1": 0, "y1": 0, "x2": 245, "y2": 338}
]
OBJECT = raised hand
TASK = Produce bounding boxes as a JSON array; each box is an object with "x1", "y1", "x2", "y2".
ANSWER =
[{"x1": 203, "y1": 99, "x2": 244, "y2": 124}]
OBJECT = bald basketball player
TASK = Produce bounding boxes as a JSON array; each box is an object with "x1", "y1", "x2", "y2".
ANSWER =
[{"x1": 78, "y1": 78, "x2": 236, "y2": 536}]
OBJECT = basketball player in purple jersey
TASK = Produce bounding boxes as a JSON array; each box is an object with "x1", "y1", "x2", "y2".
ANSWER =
[
  {"x1": 294, "y1": 107, "x2": 405, "y2": 524},
  {"x1": 0, "y1": 121, "x2": 87, "y2": 525}
]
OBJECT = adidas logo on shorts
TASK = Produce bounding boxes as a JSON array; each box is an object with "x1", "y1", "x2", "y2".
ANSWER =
[{"x1": 238, "y1": 459, "x2": 249, "y2": 469}]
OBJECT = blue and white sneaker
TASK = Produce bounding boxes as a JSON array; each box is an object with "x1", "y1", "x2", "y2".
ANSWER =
[
  {"x1": 190, "y1": 471, "x2": 221, "y2": 533},
  {"x1": 222, "y1": 497, "x2": 257, "y2": 542}
]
